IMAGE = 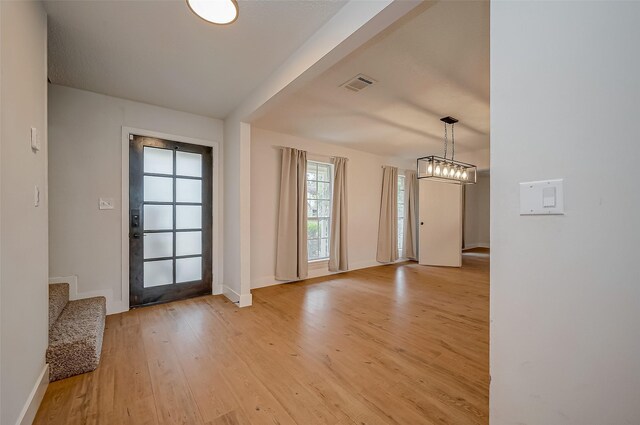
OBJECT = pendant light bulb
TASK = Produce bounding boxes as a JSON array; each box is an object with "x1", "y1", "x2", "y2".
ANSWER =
[
  {"x1": 427, "y1": 162, "x2": 433, "y2": 174},
  {"x1": 443, "y1": 165, "x2": 449, "y2": 177},
  {"x1": 455, "y1": 169, "x2": 461, "y2": 179},
  {"x1": 435, "y1": 163, "x2": 441, "y2": 176},
  {"x1": 187, "y1": 0, "x2": 239, "y2": 25},
  {"x1": 462, "y1": 170, "x2": 468, "y2": 180}
]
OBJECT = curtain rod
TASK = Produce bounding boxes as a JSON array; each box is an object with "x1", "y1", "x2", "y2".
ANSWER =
[{"x1": 272, "y1": 145, "x2": 349, "y2": 161}]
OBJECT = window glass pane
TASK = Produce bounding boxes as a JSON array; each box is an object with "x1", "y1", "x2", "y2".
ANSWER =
[
  {"x1": 306, "y1": 163, "x2": 317, "y2": 181},
  {"x1": 144, "y1": 147, "x2": 173, "y2": 175},
  {"x1": 176, "y1": 178, "x2": 202, "y2": 203},
  {"x1": 144, "y1": 232, "x2": 173, "y2": 259},
  {"x1": 307, "y1": 181, "x2": 317, "y2": 200},
  {"x1": 319, "y1": 238, "x2": 329, "y2": 258},
  {"x1": 144, "y1": 260, "x2": 173, "y2": 287},
  {"x1": 176, "y1": 231, "x2": 202, "y2": 256},
  {"x1": 318, "y1": 182, "x2": 331, "y2": 200},
  {"x1": 144, "y1": 176, "x2": 173, "y2": 202},
  {"x1": 307, "y1": 219, "x2": 319, "y2": 239},
  {"x1": 176, "y1": 205, "x2": 202, "y2": 229},
  {"x1": 319, "y1": 219, "x2": 330, "y2": 238},
  {"x1": 398, "y1": 204, "x2": 405, "y2": 219},
  {"x1": 176, "y1": 257, "x2": 202, "y2": 283},
  {"x1": 144, "y1": 205, "x2": 173, "y2": 230},
  {"x1": 176, "y1": 151, "x2": 202, "y2": 177},
  {"x1": 308, "y1": 239, "x2": 319, "y2": 260},
  {"x1": 317, "y1": 165, "x2": 331, "y2": 182},
  {"x1": 398, "y1": 176, "x2": 405, "y2": 191},
  {"x1": 307, "y1": 200, "x2": 318, "y2": 218},
  {"x1": 318, "y1": 200, "x2": 331, "y2": 218}
]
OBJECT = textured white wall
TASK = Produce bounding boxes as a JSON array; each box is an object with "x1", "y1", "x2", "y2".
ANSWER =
[
  {"x1": 491, "y1": 2, "x2": 640, "y2": 424},
  {"x1": 0, "y1": 2, "x2": 49, "y2": 424},
  {"x1": 250, "y1": 127, "x2": 413, "y2": 288},
  {"x1": 48, "y1": 85, "x2": 223, "y2": 313}
]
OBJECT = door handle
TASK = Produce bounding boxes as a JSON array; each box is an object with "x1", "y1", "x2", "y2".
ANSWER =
[{"x1": 132, "y1": 232, "x2": 141, "y2": 239}]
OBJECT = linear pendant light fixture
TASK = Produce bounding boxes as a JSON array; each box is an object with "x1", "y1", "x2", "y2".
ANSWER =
[
  {"x1": 187, "y1": 0, "x2": 239, "y2": 25},
  {"x1": 417, "y1": 116, "x2": 477, "y2": 184}
]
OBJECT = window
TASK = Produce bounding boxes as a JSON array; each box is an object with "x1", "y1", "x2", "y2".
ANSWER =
[
  {"x1": 307, "y1": 161, "x2": 332, "y2": 261},
  {"x1": 397, "y1": 174, "x2": 406, "y2": 256}
]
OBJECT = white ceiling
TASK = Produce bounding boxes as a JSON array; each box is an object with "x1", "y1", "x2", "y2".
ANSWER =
[
  {"x1": 252, "y1": 0, "x2": 490, "y2": 160},
  {"x1": 45, "y1": 0, "x2": 347, "y2": 118}
]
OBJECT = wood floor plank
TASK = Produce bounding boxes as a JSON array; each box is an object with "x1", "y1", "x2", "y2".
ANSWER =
[{"x1": 35, "y1": 251, "x2": 489, "y2": 425}]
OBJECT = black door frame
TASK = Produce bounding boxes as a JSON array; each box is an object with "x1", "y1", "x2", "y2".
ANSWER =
[{"x1": 129, "y1": 134, "x2": 213, "y2": 308}]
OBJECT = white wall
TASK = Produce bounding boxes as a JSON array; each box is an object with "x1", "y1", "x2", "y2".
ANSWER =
[
  {"x1": 48, "y1": 85, "x2": 223, "y2": 314},
  {"x1": 491, "y1": 2, "x2": 640, "y2": 424},
  {"x1": 464, "y1": 172, "x2": 489, "y2": 249},
  {"x1": 0, "y1": 2, "x2": 49, "y2": 424},
  {"x1": 222, "y1": 118, "x2": 252, "y2": 306},
  {"x1": 250, "y1": 127, "x2": 412, "y2": 288}
]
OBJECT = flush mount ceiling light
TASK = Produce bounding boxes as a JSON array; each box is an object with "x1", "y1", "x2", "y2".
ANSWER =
[
  {"x1": 187, "y1": 0, "x2": 239, "y2": 25},
  {"x1": 417, "y1": 116, "x2": 477, "y2": 184}
]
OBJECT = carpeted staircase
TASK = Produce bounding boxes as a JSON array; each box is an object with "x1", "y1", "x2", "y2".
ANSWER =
[{"x1": 47, "y1": 283, "x2": 106, "y2": 382}]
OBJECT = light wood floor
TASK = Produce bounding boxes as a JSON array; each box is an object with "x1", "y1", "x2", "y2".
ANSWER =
[{"x1": 35, "y1": 250, "x2": 489, "y2": 425}]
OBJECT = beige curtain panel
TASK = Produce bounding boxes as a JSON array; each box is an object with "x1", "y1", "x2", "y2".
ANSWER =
[
  {"x1": 403, "y1": 170, "x2": 418, "y2": 261},
  {"x1": 329, "y1": 157, "x2": 348, "y2": 272},
  {"x1": 275, "y1": 148, "x2": 308, "y2": 281},
  {"x1": 376, "y1": 166, "x2": 398, "y2": 263}
]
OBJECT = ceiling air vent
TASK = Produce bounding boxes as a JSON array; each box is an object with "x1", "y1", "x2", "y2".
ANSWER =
[{"x1": 341, "y1": 74, "x2": 376, "y2": 92}]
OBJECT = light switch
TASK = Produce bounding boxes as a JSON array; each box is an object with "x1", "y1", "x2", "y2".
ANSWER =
[
  {"x1": 520, "y1": 179, "x2": 564, "y2": 215},
  {"x1": 31, "y1": 127, "x2": 40, "y2": 152},
  {"x1": 99, "y1": 198, "x2": 114, "y2": 210},
  {"x1": 542, "y1": 187, "x2": 556, "y2": 207}
]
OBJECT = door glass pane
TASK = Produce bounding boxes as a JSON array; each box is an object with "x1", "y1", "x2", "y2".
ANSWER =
[
  {"x1": 176, "y1": 231, "x2": 202, "y2": 256},
  {"x1": 144, "y1": 260, "x2": 173, "y2": 287},
  {"x1": 144, "y1": 176, "x2": 173, "y2": 202},
  {"x1": 176, "y1": 257, "x2": 202, "y2": 283},
  {"x1": 144, "y1": 205, "x2": 173, "y2": 230},
  {"x1": 143, "y1": 232, "x2": 173, "y2": 259},
  {"x1": 176, "y1": 205, "x2": 202, "y2": 229},
  {"x1": 144, "y1": 147, "x2": 173, "y2": 174},
  {"x1": 176, "y1": 179, "x2": 202, "y2": 203},
  {"x1": 176, "y1": 152, "x2": 202, "y2": 177}
]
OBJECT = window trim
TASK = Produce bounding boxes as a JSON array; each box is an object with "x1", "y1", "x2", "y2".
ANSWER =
[
  {"x1": 306, "y1": 160, "x2": 333, "y2": 262},
  {"x1": 397, "y1": 174, "x2": 406, "y2": 258}
]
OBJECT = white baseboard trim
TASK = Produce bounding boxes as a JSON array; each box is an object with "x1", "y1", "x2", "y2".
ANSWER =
[
  {"x1": 49, "y1": 275, "x2": 127, "y2": 315},
  {"x1": 250, "y1": 258, "x2": 390, "y2": 290},
  {"x1": 15, "y1": 364, "x2": 48, "y2": 425},
  {"x1": 463, "y1": 243, "x2": 490, "y2": 250},
  {"x1": 222, "y1": 285, "x2": 252, "y2": 307}
]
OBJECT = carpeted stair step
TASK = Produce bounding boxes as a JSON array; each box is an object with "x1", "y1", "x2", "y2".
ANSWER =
[
  {"x1": 47, "y1": 288, "x2": 106, "y2": 382},
  {"x1": 48, "y1": 283, "x2": 69, "y2": 331}
]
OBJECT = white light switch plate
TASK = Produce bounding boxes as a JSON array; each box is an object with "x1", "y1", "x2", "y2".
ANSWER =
[
  {"x1": 520, "y1": 179, "x2": 564, "y2": 215},
  {"x1": 99, "y1": 198, "x2": 114, "y2": 210},
  {"x1": 31, "y1": 127, "x2": 41, "y2": 152}
]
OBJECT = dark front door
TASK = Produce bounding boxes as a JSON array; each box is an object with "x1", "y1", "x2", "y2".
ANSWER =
[{"x1": 129, "y1": 135, "x2": 213, "y2": 308}]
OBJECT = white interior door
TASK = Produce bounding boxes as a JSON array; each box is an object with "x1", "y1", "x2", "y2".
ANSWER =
[{"x1": 418, "y1": 179, "x2": 462, "y2": 267}]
